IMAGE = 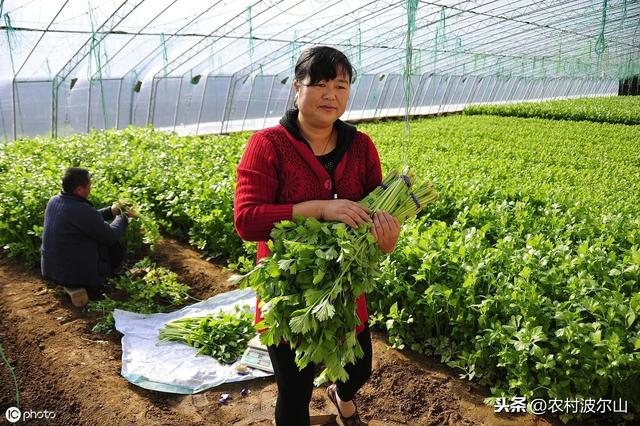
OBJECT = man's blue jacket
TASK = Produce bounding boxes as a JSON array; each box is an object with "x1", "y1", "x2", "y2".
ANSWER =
[{"x1": 41, "y1": 192, "x2": 128, "y2": 288}]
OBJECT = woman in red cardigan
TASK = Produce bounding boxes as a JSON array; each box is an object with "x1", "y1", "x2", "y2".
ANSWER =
[{"x1": 234, "y1": 46, "x2": 400, "y2": 426}]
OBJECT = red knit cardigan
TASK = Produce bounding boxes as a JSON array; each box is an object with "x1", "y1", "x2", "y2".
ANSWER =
[{"x1": 233, "y1": 123, "x2": 382, "y2": 335}]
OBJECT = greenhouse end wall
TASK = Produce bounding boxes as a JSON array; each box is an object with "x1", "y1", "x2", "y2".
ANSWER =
[{"x1": 0, "y1": 75, "x2": 618, "y2": 142}]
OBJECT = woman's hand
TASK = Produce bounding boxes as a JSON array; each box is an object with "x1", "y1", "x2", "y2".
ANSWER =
[
  {"x1": 371, "y1": 210, "x2": 400, "y2": 254},
  {"x1": 320, "y1": 199, "x2": 372, "y2": 229}
]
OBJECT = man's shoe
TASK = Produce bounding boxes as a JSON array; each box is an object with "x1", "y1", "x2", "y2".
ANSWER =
[{"x1": 62, "y1": 286, "x2": 89, "y2": 307}]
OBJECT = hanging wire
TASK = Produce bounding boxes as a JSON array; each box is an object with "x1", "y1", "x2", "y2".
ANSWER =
[
  {"x1": 88, "y1": 2, "x2": 109, "y2": 130},
  {"x1": 0, "y1": 339, "x2": 20, "y2": 409},
  {"x1": 289, "y1": 30, "x2": 299, "y2": 75},
  {"x1": 160, "y1": 32, "x2": 169, "y2": 77},
  {"x1": 555, "y1": 35, "x2": 563, "y2": 74},
  {"x1": 248, "y1": 5, "x2": 254, "y2": 60},
  {"x1": 90, "y1": 0, "x2": 178, "y2": 81},
  {"x1": 0, "y1": 11, "x2": 18, "y2": 141},
  {"x1": 370, "y1": 0, "x2": 636, "y2": 80},
  {"x1": 454, "y1": 37, "x2": 463, "y2": 75},
  {"x1": 104, "y1": 1, "x2": 225, "y2": 80},
  {"x1": 402, "y1": 0, "x2": 418, "y2": 165},
  {"x1": 2, "y1": 0, "x2": 638, "y2": 139},
  {"x1": 4, "y1": 12, "x2": 24, "y2": 137},
  {"x1": 415, "y1": 6, "x2": 622, "y2": 79},
  {"x1": 413, "y1": 47, "x2": 421, "y2": 75},
  {"x1": 177, "y1": 0, "x2": 373, "y2": 84},
  {"x1": 150, "y1": 0, "x2": 277, "y2": 82},
  {"x1": 159, "y1": 32, "x2": 169, "y2": 95},
  {"x1": 4, "y1": 13, "x2": 17, "y2": 75},
  {"x1": 428, "y1": 5, "x2": 444, "y2": 73},
  {"x1": 226, "y1": 0, "x2": 398, "y2": 78},
  {"x1": 356, "y1": 24, "x2": 362, "y2": 78},
  {"x1": 594, "y1": 0, "x2": 608, "y2": 74}
]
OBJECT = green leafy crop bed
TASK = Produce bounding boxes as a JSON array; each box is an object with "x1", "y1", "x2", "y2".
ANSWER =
[
  {"x1": 1, "y1": 103, "x2": 639, "y2": 421},
  {"x1": 464, "y1": 96, "x2": 640, "y2": 125},
  {"x1": 362, "y1": 114, "x2": 640, "y2": 421},
  {"x1": 0, "y1": 127, "x2": 248, "y2": 263}
]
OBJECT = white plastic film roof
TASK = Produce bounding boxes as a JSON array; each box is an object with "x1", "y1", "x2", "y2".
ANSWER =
[
  {"x1": 0, "y1": 0, "x2": 637, "y2": 141},
  {"x1": 2, "y1": 0, "x2": 638, "y2": 81}
]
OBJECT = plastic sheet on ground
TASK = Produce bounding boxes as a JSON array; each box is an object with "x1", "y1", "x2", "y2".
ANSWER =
[{"x1": 113, "y1": 288, "x2": 272, "y2": 394}]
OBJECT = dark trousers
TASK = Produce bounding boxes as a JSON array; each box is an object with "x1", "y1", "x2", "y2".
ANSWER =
[
  {"x1": 267, "y1": 323, "x2": 372, "y2": 426},
  {"x1": 107, "y1": 241, "x2": 125, "y2": 275},
  {"x1": 44, "y1": 242, "x2": 126, "y2": 290}
]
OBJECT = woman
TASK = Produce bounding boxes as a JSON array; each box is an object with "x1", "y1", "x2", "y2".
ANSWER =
[{"x1": 234, "y1": 46, "x2": 400, "y2": 426}]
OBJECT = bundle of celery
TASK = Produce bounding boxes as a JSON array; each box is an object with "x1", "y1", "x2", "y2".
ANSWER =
[
  {"x1": 113, "y1": 199, "x2": 161, "y2": 247},
  {"x1": 230, "y1": 166, "x2": 437, "y2": 384},
  {"x1": 158, "y1": 308, "x2": 254, "y2": 364}
]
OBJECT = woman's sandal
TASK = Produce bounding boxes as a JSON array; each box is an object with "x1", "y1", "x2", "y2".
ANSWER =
[{"x1": 326, "y1": 384, "x2": 365, "y2": 426}]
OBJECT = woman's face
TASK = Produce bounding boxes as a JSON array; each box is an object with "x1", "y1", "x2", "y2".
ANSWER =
[{"x1": 294, "y1": 70, "x2": 350, "y2": 127}]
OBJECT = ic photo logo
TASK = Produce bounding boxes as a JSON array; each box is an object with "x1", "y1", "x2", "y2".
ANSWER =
[
  {"x1": 5, "y1": 407, "x2": 57, "y2": 423},
  {"x1": 5, "y1": 407, "x2": 21, "y2": 423}
]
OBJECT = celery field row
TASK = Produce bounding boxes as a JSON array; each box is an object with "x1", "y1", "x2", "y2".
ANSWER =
[
  {"x1": 464, "y1": 95, "x2": 640, "y2": 125},
  {"x1": 1, "y1": 108, "x2": 639, "y2": 421}
]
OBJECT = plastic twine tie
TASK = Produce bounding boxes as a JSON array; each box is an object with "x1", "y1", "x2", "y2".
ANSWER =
[
  {"x1": 410, "y1": 192, "x2": 421, "y2": 209},
  {"x1": 400, "y1": 174, "x2": 411, "y2": 187}
]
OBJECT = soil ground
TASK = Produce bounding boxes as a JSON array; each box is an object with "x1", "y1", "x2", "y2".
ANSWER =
[{"x1": 0, "y1": 238, "x2": 556, "y2": 426}]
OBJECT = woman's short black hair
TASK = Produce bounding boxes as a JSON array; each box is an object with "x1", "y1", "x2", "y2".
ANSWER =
[
  {"x1": 294, "y1": 46, "x2": 356, "y2": 85},
  {"x1": 62, "y1": 167, "x2": 90, "y2": 193}
]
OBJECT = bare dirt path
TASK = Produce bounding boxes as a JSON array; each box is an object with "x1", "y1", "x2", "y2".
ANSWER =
[{"x1": 0, "y1": 239, "x2": 554, "y2": 425}]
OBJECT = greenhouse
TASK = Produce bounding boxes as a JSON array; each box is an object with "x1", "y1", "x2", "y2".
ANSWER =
[
  {"x1": 1, "y1": 0, "x2": 638, "y2": 141},
  {"x1": 1, "y1": 1, "x2": 639, "y2": 425}
]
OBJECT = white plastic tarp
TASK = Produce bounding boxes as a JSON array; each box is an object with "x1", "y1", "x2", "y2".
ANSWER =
[{"x1": 113, "y1": 288, "x2": 272, "y2": 394}]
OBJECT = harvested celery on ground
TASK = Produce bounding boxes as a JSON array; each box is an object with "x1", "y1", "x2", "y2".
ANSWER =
[{"x1": 158, "y1": 307, "x2": 254, "y2": 364}]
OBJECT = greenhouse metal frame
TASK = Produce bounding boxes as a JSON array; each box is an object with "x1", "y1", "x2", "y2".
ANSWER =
[{"x1": 0, "y1": 0, "x2": 638, "y2": 141}]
